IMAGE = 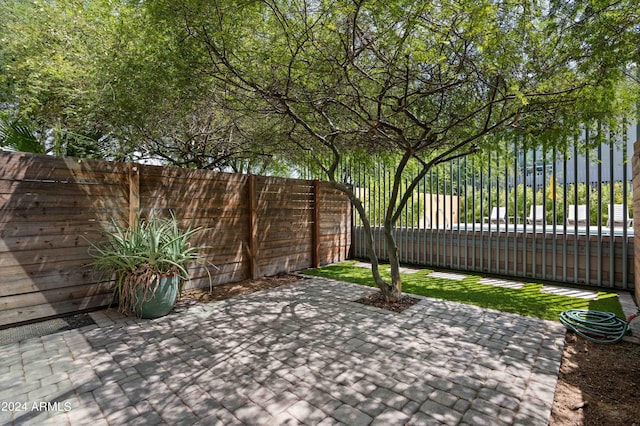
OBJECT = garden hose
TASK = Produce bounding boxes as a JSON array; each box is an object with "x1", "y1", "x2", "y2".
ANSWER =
[{"x1": 559, "y1": 309, "x2": 630, "y2": 344}]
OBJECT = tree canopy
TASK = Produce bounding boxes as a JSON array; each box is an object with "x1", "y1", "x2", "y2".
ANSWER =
[
  {"x1": 0, "y1": 0, "x2": 293, "y2": 171},
  {"x1": 147, "y1": 0, "x2": 639, "y2": 300}
]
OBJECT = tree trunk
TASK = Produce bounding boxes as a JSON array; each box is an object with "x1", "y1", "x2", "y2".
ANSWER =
[
  {"x1": 381, "y1": 217, "x2": 402, "y2": 302},
  {"x1": 330, "y1": 181, "x2": 402, "y2": 301}
]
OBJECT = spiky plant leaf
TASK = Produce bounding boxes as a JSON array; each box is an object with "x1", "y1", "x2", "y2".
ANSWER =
[{"x1": 86, "y1": 213, "x2": 215, "y2": 316}]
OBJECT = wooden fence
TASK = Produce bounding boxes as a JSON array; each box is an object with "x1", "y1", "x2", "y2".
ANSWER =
[{"x1": 0, "y1": 152, "x2": 351, "y2": 328}]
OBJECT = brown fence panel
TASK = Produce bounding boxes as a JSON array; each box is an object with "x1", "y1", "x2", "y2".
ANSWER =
[
  {"x1": 0, "y1": 152, "x2": 351, "y2": 327},
  {"x1": 136, "y1": 164, "x2": 252, "y2": 288},
  {"x1": 254, "y1": 175, "x2": 314, "y2": 277},
  {"x1": 0, "y1": 153, "x2": 129, "y2": 326},
  {"x1": 318, "y1": 182, "x2": 352, "y2": 265}
]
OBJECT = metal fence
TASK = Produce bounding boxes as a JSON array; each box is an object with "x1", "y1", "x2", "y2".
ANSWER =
[{"x1": 308, "y1": 122, "x2": 636, "y2": 290}]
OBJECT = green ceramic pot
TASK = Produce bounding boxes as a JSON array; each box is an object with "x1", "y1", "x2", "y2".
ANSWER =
[{"x1": 134, "y1": 274, "x2": 179, "y2": 319}]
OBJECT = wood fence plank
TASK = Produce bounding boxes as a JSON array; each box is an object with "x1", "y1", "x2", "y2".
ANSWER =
[
  {"x1": 0, "y1": 245, "x2": 93, "y2": 268},
  {"x1": 129, "y1": 164, "x2": 140, "y2": 227},
  {"x1": 0, "y1": 182, "x2": 128, "y2": 201},
  {"x1": 0, "y1": 282, "x2": 113, "y2": 311},
  {"x1": 248, "y1": 174, "x2": 259, "y2": 279},
  {"x1": 0, "y1": 294, "x2": 112, "y2": 327},
  {"x1": 2, "y1": 272, "x2": 107, "y2": 297}
]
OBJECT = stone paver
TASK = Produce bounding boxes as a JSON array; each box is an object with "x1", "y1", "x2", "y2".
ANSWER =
[{"x1": 0, "y1": 277, "x2": 565, "y2": 425}]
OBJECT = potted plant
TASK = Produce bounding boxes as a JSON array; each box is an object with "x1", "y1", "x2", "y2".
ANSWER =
[{"x1": 88, "y1": 214, "x2": 212, "y2": 318}]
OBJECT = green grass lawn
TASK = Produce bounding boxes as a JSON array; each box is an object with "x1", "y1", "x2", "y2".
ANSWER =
[{"x1": 303, "y1": 261, "x2": 625, "y2": 322}]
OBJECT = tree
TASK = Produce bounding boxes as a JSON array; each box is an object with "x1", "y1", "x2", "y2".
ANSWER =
[
  {"x1": 149, "y1": 0, "x2": 639, "y2": 301},
  {"x1": 0, "y1": 0, "x2": 110, "y2": 157},
  {"x1": 0, "y1": 0, "x2": 292, "y2": 171}
]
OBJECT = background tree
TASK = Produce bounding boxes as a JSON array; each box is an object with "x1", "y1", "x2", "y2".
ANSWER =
[
  {"x1": 0, "y1": 0, "x2": 292, "y2": 172},
  {"x1": 149, "y1": 0, "x2": 639, "y2": 301},
  {"x1": 0, "y1": 0, "x2": 112, "y2": 156}
]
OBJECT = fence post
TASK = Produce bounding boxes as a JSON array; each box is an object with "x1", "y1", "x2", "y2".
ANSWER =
[
  {"x1": 313, "y1": 180, "x2": 321, "y2": 268},
  {"x1": 248, "y1": 174, "x2": 259, "y2": 279},
  {"x1": 129, "y1": 163, "x2": 140, "y2": 227},
  {"x1": 633, "y1": 140, "x2": 640, "y2": 303}
]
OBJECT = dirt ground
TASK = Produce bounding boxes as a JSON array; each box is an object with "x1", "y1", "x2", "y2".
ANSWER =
[
  {"x1": 179, "y1": 275, "x2": 640, "y2": 425},
  {"x1": 549, "y1": 333, "x2": 640, "y2": 426}
]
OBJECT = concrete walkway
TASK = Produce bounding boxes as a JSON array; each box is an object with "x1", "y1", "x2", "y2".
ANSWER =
[{"x1": 0, "y1": 277, "x2": 565, "y2": 425}]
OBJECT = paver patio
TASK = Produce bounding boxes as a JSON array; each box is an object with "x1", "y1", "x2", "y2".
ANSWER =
[{"x1": 0, "y1": 277, "x2": 565, "y2": 425}]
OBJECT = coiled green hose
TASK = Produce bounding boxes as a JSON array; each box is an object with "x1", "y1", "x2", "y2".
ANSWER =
[{"x1": 559, "y1": 310, "x2": 629, "y2": 344}]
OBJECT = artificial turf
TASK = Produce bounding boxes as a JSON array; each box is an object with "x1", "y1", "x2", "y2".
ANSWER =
[{"x1": 303, "y1": 261, "x2": 625, "y2": 322}]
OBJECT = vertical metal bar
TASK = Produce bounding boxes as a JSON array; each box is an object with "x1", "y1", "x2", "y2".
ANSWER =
[
  {"x1": 532, "y1": 147, "x2": 537, "y2": 278},
  {"x1": 376, "y1": 164, "x2": 387, "y2": 259},
  {"x1": 440, "y1": 166, "x2": 445, "y2": 267},
  {"x1": 402, "y1": 178, "x2": 409, "y2": 263},
  {"x1": 494, "y1": 151, "x2": 500, "y2": 274},
  {"x1": 495, "y1": 151, "x2": 500, "y2": 274},
  {"x1": 463, "y1": 156, "x2": 469, "y2": 270},
  {"x1": 361, "y1": 159, "x2": 366, "y2": 259},
  {"x1": 472, "y1": 158, "x2": 477, "y2": 271},
  {"x1": 384, "y1": 162, "x2": 389, "y2": 261},
  {"x1": 608, "y1": 128, "x2": 615, "y2": 288},
  {"x1": 377, "y1": 160, "x2": 381, "y2": 258},
  {"x1": 513, "y1": 143, "x2": 519, "y2": 277},
  {"x1": 487, "y1": 152, "x2": 492, "y2": 272},
  {"x1": 414, "y1": 175, "x2": 419, "y2": 265},
  {"x1": 405, "y1": 178, "x2": 409, "y2": 265},
  {"x1": 449, "y1": 160, "x2": 454, "y2": 267},
  {"x1": 436, "y1": 169, "x2": 441, "y2": 265},
  {"x1": 597, "y1": 123, "x2": 603, "y2": 287},
  {"x1": 585, "y1": 127, "x2": 591, "y2": 286},
  {"x1": 373, "y1": 160, "x2": 378, "y2": 258},
  {"x1": 562, "y1": 139, "x2": 568, "y2": 282},
  {"x1": 410, "y1": 176, "x2": 415, "y2": 264},
  {"x1": 542, "y1": 146, "x2": 547, "y2": 280},
  {"x1": 414, "y1": 176, "x2": 419, "y2": 264},
  {"x1": 522, "y1": 148, "x2": 528, "y2": 278},
  {"x1": 425, "y1": 171, "x2": 429, "y2": 266},
  {"x1": 480, "y1": 159, "x2": 484, "y2": 271},
  {"x1": 443, "y1": 165, "x2": 447, "y2": 268},
  {"x1": 429, "y1": 169, "x2": 434, "y2": 265},
  {"x1": 382, "y1": 165, "x2": 393, "y2": 262},
  {"x1": 417, "y1": 172, "x2": 420, "y2": 266},
  {"x1": 439, "y1": 168, "x2": 444, "y2": 264},
  {"x1": 573, "y1": 135, "x2": 579, "y2": 284},
  {"x1": 400, "y1": 178, "x2": 413, "y2": 263},
  {"x1": 377, "y1": 160, "x2": 381, "y2": 257},
  {"x1": 369, "y1": 160, "x2": 374, "y2": 258},
  {"x1": 457, "y1": 157, "x2": 461, "y2": 270},
  {"x1": 552, "y1": 146, "x2": 558, "y2": 281},
  {"x1": 367, "y1": 160, "x2": 373, "y2": 259},
  {"x1": 350, "y1": 159, "x2": 354, "y2": 257},
  {"x1": 352, "y1": 159, "x2": 356, "y2": 257},
  {"x1": 354, "y1": 159, "x2": 359, "y2": 258},
  {"x1": 360, "y1": 159, "x2": 364, "y2": 258},
  {"x1": 622, "y1": 120, "x2": 629, "y2": 289},
  {"x1": 352, "y1": 159, "x2": 356, "y2": 258},
  {"x1": 353, "y1": 160, "x2": 358, "y2": 258},
  {"x1": 504, "y1": 151, "x2": 509, "y2": 274},
  {"x1": 422, "y1": 173, "x2": 428, "y2": 266},
  {"x1": 402, "y1": 178, "x2": 406, "y2": 265}
]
